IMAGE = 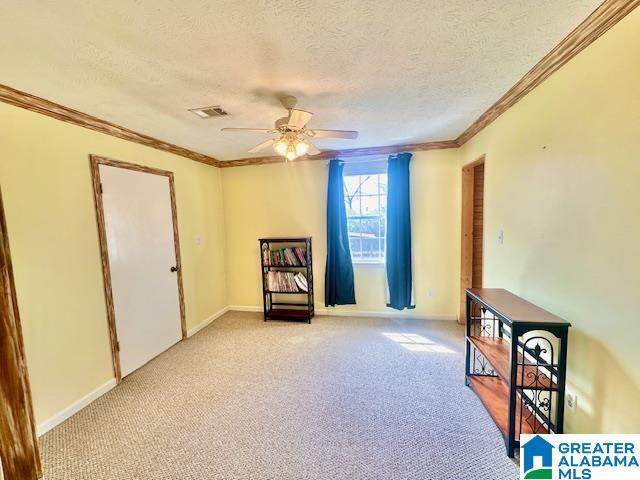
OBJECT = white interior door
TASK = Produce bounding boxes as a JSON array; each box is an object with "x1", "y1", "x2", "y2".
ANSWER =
[{"x1": 99, "y1": 164, "x2": 183, "y2": 377}]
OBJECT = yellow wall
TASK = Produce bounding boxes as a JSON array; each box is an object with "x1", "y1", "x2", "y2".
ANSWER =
[
  {"x1": 459, "y1": 9, "x2": 640, "y2": 433},
  {"x1": 221, "y1": 149, "x2": 461, "y2": 319},
  {"x1": 0, "y1": 102, "x2": 227, "y2": 424}
]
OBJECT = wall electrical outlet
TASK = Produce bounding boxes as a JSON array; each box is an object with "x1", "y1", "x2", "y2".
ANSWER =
[
  {"x1": 566, "y1": 392, "x2": 578, "y2": 413},
  {"x1": 497, "y1": 229, "x2": 504, "y2": 245},
  {"x1": 427, "y1": 288, "x2": 434, "y2": 298},
  {"x1": 194, "y1": 235, "x2": 203, "y2": 246}
]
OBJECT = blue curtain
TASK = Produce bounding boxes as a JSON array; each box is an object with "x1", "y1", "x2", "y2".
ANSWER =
[
  {"x1": 386, "y1": 152, "x2": 415, "y2": 310},
  {"x1": 325, "y1": 159, "x2": 356, "y2": 306}
]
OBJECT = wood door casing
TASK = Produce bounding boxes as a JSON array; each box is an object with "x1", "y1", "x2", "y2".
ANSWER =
[
  {"x1": 460, "y1": 155, "x2": 485, "y2": 324},
  {"x1": 0, "y1": 189, "x2": 41, "y2": 480},
  {"x1": 472, "y1": 163, "x2": 484, "y2": 289}
]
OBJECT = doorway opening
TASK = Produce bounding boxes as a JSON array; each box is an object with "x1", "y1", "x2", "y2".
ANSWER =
[
  {"x1": 460, "y1": 155, "x2": 485, "y2": 323},
  {"x1": 90, "y1": 155, "x2": 186, "y2": 382}
]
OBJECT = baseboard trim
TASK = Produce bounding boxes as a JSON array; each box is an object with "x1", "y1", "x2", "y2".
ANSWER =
[
  {"x1": 37, "y1": 378, "x2": 117, "y2": 437},
  {"x1": 227, "y1": 305, "x2": 456, "y2": 321},
  {"x1": 187, "y1": 306, "x2": 230, "y2": 337},
  {"x1": 316, "y1": 308, "x2": 456, "y2": 321},
  {"x1": 227, "y1": 305, "x2": 263, "y2": 312}
]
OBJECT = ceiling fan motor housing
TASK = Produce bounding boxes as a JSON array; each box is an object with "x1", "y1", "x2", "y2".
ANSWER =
[{"x1": 275, "y1": 117, "x2": 290, "y2": 130}]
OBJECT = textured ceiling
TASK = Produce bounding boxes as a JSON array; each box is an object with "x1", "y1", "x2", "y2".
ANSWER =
[{"x1": 1, "y1": 0, "x2": 601, "y2": 160}]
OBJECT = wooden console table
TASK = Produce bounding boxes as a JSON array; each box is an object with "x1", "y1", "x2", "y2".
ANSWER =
[{"x1": 465, "y1": 288, "x2": 571, "y2": 457}]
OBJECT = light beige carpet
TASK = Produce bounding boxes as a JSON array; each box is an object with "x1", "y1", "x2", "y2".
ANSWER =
[{"x1": 40, "y1": 312, "x2": 518, "y2": 479}]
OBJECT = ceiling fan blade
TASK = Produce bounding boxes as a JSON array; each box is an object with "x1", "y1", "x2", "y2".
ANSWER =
[
  {"x1": 248, "y1": 139, "x2": 275, "y2": 153},
  {"x1": 221, "y1": 128, "x2": 275, "y2": 134},
  {"x1": 287, "y1": 109, "x2": 313, "y2": 129},
  {"x1": 306, "y1": 140, "x2": 321, "y2": 156},
  {"x1": 308, "y1": 129, "x2": 358, "y2": 139}
]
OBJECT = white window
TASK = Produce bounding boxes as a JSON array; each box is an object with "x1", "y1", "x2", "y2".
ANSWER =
[{"x1": 343, "y1": 160, "x2": 387, "y2": 263}]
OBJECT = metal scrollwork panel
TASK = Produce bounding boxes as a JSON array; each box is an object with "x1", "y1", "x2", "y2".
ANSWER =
[
  {"x1": 518, "y1": 336, "x2": 557, "y2": 436},
  {"x1": 472, "y1": 346, "x2": 497, "y2": 376}
]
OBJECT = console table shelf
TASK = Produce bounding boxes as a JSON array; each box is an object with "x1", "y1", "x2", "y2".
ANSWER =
[
  {"x1": 467, "y1": 376, "x2": 545, "y2": 439},
  {"x1": 468, "y1": 336, "x2": 557, "y2": 391},
  {"x1": 465, "y1": 288, "x2": 571, "y2": 457}
]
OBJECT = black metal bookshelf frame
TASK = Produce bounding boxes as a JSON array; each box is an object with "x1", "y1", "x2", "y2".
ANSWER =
[{"x1": 259, "y1": 237, "x2": 314, "y2": 323}]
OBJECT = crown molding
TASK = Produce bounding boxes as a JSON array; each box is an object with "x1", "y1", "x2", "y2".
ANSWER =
[
  {"x1": 218, "y1": 139, "x2": 459, "y2": 168},
  {"x1": 456, "y1": 0, "x2": 640, "y2": 146},
  {"x1": 0, "y1": 84, "x2": 222, "y2": 167}
]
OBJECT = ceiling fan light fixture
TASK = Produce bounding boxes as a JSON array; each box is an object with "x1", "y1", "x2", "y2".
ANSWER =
[
  {"x1": 295, "y1": 139, "x2": 309, "y2": 156},
  {"x1": 273, "y1": 135, "x2": 308, "y2": 161},
  {"x1": 285, "y1": 145, "x2": 298, "y2": 161},
  {"x1": 274, "y1": 137, "x2": 288, "y2": 156}
]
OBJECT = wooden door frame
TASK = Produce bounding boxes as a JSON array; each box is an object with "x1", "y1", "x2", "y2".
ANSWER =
[
  {"x1": 459, "y1": 154, "x2": 485, "y2": 324},
  {"x1": 0, "y1": 188, "x2": 41, "y2": 479},
  {"x1": 89, "y1": 155, "x2": 187, "y2": 382}
]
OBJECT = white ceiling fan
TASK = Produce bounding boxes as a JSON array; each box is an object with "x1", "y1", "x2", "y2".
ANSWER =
[{"x1": 221, "y1": 96, "x2": 358, "y2": 161}]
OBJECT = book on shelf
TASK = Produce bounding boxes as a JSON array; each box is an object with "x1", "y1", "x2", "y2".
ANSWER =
[
  {"x1": 293, "y1": 272, "x2": 308, "y2": 292},
  {"x1": 267, "y1": 271, "x2": 308, "y2": 293},
  {"x1": 293, "y1": 248, "x2": 306, "y2": 265},
  {"x1": 262, "y1": 247, "x2": 307, "y2": 267}
]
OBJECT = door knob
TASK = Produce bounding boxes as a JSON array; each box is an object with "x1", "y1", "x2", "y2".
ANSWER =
[{"x1": 170, "y1": 266, "x2": 178, "y2": 272}]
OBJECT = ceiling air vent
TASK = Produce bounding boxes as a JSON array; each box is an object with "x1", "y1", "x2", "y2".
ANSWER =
[{"x1": 189, "y1": 105, "x2": 229, "y2": 119}]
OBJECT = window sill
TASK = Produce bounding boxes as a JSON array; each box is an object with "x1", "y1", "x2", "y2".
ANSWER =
[{"x1": 353, "y1": 260, "x2": 385, "y2": 267}]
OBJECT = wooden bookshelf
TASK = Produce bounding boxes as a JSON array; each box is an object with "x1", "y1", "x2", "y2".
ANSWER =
[
  {"x1": 465, "y1": 288, "x2": 571, "y2": 458},
  {"x1": 259, "y1": 237, "x2": 314, "y2": 323}
]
